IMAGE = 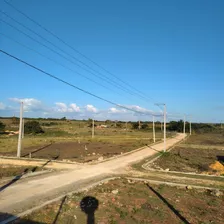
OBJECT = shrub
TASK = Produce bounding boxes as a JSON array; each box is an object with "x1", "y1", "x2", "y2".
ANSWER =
[
  {"x1": 24, "y1": 121, "x2": 44, "y2": 134},
  {"x1": 0, "y1": 121, "x2": 5, "y2": 132}
]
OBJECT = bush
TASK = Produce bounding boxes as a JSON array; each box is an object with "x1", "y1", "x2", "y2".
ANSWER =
[
  {"x1": 131, "y1": 122, "x2": 139, "y2": 129},
  {"x1": 24, "y1": 121, "x2": 44, "y2": 134},
  {"x1": 0, "y1": 121, "x2": 5, "y2": 132}
]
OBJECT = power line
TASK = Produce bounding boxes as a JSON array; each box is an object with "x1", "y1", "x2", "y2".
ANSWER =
[
  {"x1": 0, "y1": 32, "x2": 120, "y2": 95},
  {"x1": 0, "y1": 49, "x2": 162, "y2": 117},
  {"x1": 1, "y1": 9, "x2": 149, "y2": 102},
  {"x1": 1, "y1": 18, "x2": 137, "y2": 96},
  {"x1": 3, "y1": 0, "x2": 160, "y2": 105}
]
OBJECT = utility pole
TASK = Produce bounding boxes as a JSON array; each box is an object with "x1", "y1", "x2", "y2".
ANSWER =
[
  {"x1": 190, "y1": 119, "x2": 192, "y2": 135},
  {"x1": 161, "y1": 118, "x2": 163, "y2": 131},
  {"x1": 164, "y1": 104, "x2": 166, "y2": 152},
  {"x1": 138, "y1": 120, "x2": 141, "y2": 130},
  {"x1": 183, "y1": 115, "x2": 186, "y2": 134},
  {"x1": 22, "y1": 118, "x2": 25, "y2": 139},
  {"x1": 155, "y1": 103, "x2": 166, "y2": 152},
  {"x1": 152, "y1": 115, "x2": 155, "y2": 143},
  {"x1": 92, "y1": 119, "x2": 95, "y2": 138},
  {"x1": 17, "y1": 102, "x2": 23, "y2": 158}
]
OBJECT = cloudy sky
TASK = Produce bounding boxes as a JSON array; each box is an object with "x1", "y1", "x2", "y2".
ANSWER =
[
  {"x1": 0, "y1": 97, "x2": 164, "y2": 121},
  {"x1": 0, "y1": 0, "x2": 223, "y2": 122}
]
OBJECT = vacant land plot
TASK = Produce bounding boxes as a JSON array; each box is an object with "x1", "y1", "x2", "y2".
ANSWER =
[
  {"x1": 14, "y1": 178, "x2": 224, "y2": 224},
  {"x1": 0, "y1": 118, "x2": 169, "y2": 162},
  {"x1": 183, "y1": 132, "x2": 224, "y2": 146},
  {"x1": 149, "y1": 133, "x2": 224, "y2": 175},
  {"x1": 151, "y1": 147, "x2": 224, "y2": 173},
  {"x1": 0, "y1": 165, "x2": 45, "y2": 179},
  {"x1": 0, "y1": 140, "x2": 151, "y2": 162}
]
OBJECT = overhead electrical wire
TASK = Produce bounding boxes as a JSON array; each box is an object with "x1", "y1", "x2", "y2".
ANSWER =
[
  {"x1": 1, "y1": 10, "x2": 147, "y2": 101},
  {"x1": 0, "y1": 32, "x2": 121, "y2": 95},
  {"x1": 0, "y1": 49, "x2": 163, "y2": 117},
  {"x1": 1, "y1": 18, "x2": 135, "y2": 96},
  {"x1": 3, "y1": 0, "x2": 162, "y2": 108}
]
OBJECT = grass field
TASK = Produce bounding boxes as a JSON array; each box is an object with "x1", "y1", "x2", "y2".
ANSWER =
[
  {"x1": 14, "y1": 178, "x2": 224, "y2": 224},
  {"x1": 0, "y1": 165, "x2": 44, "y2": 179},
  {"x1": 150, "y1": 133, "x2": 224, "y2": 175},
  {"x1": 0, "y1": 118, "x2": 170, "y2": 162}
]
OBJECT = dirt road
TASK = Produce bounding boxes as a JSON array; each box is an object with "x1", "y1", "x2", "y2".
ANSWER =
[{"x1": 0, "y1": 133, "x2": 185, "y2": 218}]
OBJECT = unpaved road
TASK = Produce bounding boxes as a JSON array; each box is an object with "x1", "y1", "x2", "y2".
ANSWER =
[{"x1": 0, "y1": 133, "x2": 185, "y2": 218}]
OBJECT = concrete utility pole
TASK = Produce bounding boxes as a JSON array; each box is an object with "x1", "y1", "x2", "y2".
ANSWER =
[
  {"x1": 183, "y1": 115, "x2": 186, "y2": 134},
  {"x1": 17, "y1": 102, "x2": 23, "y2": 158},
  {"x1": 190, "y1": 119, "x2": 192, "y2": 135},
  {"x1": 155, "y1": 103, "x2": 166, "y2": 152},
  {"x1": 161, "y1": 118, "x2": 163, "y2": 131},
  {"x1": 164, "y1": 104, "x2": 166, "y2": 152},
  {"x1": 138, "y1": 120, "x2": 141, "y2": 130},
  {"x1": 22, "y1": 118, "x2": 25, "y2": 139},
  {"x1": 92, "y1": 119, "x2": 95, "y2": 138},
  {"x1": 152, "y1": 115, "x2": 155, "y2": 143}
]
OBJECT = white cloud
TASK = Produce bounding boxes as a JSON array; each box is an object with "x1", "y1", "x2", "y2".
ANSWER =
[
  {"x1": 9, "y1": 98, "x2": 43, "y2": 112},
  {"x1": 0, "y1": 102, "x2": 5, "y2": 110},
  {"x1": 108, "y1": 107, "x2": 126, "y2": 114},
  {"x1": 85, "y1": 104, "x2": 98, "y2": 113},
  {"x1": 55, "y1": 102, "x2": 81, "y2": 113},
  {"x1": 55, "y1": 102, "x2": 68, "y2": 112},
  {"x1": 69, "y1": 103, "x2": 80, "y2": 112},
  {"x1": 2, "y1": 98, "x2": 162, "y2": 121}
]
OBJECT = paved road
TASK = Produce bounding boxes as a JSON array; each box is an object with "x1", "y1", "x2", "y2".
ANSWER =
[{"x1": 0, "y1": 133, "x2": 185, "y2": 217}]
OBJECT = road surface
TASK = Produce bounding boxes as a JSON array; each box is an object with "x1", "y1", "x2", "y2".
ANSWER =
[{"x1": 0, "y1": 133, "x2": 185, "y2": 218}]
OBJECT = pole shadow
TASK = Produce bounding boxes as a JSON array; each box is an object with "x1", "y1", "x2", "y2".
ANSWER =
[
  {"x1": 31, "y1": 154, "x2": 60, "y2": 172},
  {"x1": 0, "y1": 212, "x2": 45, "y2": 223},
  {"x1": 147, "y1": 145, "x2": 163, "y2": 154},
  {"x1": 80, "y1": 196, "x2": 99, "y2": 224},
  {"x1": 146, "y1": 184, "x2": 190, "y2": 224},
  {"x1": 22, "y1": 143, "x2": 52, "y2": 157},
  {"x1": 52, "y1": 196, "x2": 67, "y2": 224},
  {"x1": 0, "y1": 168, "x2": 29, "y2": 193}
]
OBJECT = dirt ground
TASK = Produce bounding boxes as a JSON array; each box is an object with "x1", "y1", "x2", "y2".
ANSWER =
[
  {"x1": 149, "y1": 132, "x2": 224, "y2": 174},
  {"x1": 150, "y1": 146, "x2": 224, "y2": 174},
  {"x1": 15, "y1": 178, "x2": 224, "y2": 224},
  {"x1": 0, "y1": 140, "x2": 150, "y2": 162},
  {"x1": 184, "y1": 133, "x2": 224, "y2": 145}
]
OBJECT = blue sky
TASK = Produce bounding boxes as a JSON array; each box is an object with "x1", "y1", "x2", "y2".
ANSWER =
[{"x1": 0, "y1": 0, "x2": 223, "y2": 122}]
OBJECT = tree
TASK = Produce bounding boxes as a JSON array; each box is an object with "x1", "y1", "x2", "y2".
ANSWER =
[
  {"x1": 24, "y1": 121, "x2": 44, "y2": 134},
  {"x1": 0, "y1": 121, "x2": 5, "y2": 132},
  {"x1": 131, "y1": 122, "x2": 139, "y2": 129},
  {"x1": 11, "y1": 116, "x2": 19, "y2": 125},
  {"x1": 168, "y1": 120, "x2": 184, "y2": 132},
  {"x1": 141, "y1": 123, "x2": 148, "y2": 129}
]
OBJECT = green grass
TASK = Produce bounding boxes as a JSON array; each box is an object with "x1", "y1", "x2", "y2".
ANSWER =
[{"x1": 0, "y1": 118, "x2": 168, "y2": 154}]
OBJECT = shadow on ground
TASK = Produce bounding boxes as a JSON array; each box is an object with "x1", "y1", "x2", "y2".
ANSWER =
[
  {"x1": 146, "y1": 183, "x2": 190, "y2": 224},
  {"x1": 0, "y1": 195, "x2": 99, "y2": 224},
  {"x1": 0, "y1": 212, "x2": 44, "y2": 224},
  {"x1": 0, "y1": 169, "x2": 29, "y2": 193},
  {"x1": 22, "y1": 144, "x2": 52, "y2": 158}
]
